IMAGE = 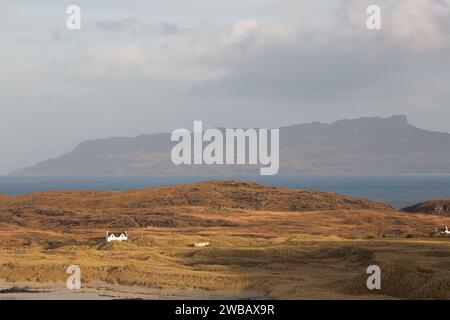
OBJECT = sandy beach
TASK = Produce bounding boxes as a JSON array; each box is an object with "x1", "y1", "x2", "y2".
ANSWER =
[{"x1": 0, "y1": 281, "x2": 265, "y2": 300}]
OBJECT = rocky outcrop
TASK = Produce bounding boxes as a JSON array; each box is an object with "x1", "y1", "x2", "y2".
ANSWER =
[{"x1": 401, "y1": 200, "x2": 450, "y2": 216}]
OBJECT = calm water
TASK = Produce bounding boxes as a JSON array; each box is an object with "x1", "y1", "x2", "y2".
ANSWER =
[{"x1": 0, "y1": 175, "x2": 449, "y2": 209}]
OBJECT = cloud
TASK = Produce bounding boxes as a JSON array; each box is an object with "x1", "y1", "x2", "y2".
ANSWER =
[
  {"x1": 74, "y1": 0, "x2": 450, "y2": 88},
  {"x1": 341, "y1": 0, "x2": 450, "y2": 50},
  {"x1": 0, "y1": 0, "x2": 7, "y2": 14},
  {"x1": 188, "y1": 0, "x2": 450, "y2": 103},
  {"x1": 79, "y1": 29, "x2": 225, "y2": 82},
  {"x1": 94, "y1": 17, "x2": 142, "y2": 33},
  {"x1": 159, "y1": 22, "x2": 180, "y2": 35},
  {"x1": 388, "y1": 0, "x2": 450, "y2": 50},
  {"x1": 93, "y1": 17, "x2": 181, "y2": 36},
  {"x1": 81, "y1": 44, "x2": 146, "y2": 77},
  {"x1": 67, "y1": 0, "x2": 450, "y2": 108},
  {"x1": 228, "y1": 19, "x2": 261, "y2": 44},
  {"x1": 0, "y1": 59, "x2": 40, "y2": 77}
]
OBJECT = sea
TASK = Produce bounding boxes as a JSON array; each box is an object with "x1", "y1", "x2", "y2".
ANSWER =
[{"x1": 0, "y1": 175, "x2": 449, "y2": 209}]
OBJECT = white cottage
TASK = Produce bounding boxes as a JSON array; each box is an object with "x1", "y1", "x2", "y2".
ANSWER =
[
  {"x1": 443, "y1": 227, "x2": 450, "y2": 235},
  {"x1": 194, "y1": 242, "x2": 210, "y2": 247},
  {"x1": 106, "y1": 231, "x2": 128, "y2": 242}
]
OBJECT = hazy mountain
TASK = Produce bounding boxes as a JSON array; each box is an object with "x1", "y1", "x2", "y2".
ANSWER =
[{"x1": 12, "y1": 115, "x2": 450, "y2": 176}]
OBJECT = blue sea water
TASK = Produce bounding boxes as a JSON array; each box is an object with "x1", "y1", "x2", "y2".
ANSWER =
[{"x1": 0, "y1": 175, "x2": 449, "y2": 209}]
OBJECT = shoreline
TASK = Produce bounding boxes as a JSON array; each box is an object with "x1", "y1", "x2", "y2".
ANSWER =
[{"x1": 0, "y1": 281, "x2": 266, "y2": 300}]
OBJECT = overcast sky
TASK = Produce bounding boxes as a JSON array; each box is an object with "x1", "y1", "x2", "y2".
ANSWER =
[{"x1": 0, "y1": 0, "x2": 449, "y2": 174}]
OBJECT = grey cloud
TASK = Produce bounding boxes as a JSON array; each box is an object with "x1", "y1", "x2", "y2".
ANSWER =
[
  {"x1": 0, "y1": 0, "x2": 7, "y2": 14},
  {"x1": 183, "y1": 0, "x2": 450, "y2": 122},
  {"x1": 159, "y1": 22, "x2": 180, "y2": 35},
  {"x1": 93, "y1": 18, "x2": 181, "y2": 36},
  {"x1": 195, "y1": 42, "x2": 406, "y2": 102},
  {"x1": 94, "y1": 17, "x2": 142, "y2": 33}
]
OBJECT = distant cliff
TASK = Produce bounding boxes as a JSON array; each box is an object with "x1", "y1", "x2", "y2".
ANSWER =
[{"x1": 12, "y1": 115, "x2": 450, "y2": 176}]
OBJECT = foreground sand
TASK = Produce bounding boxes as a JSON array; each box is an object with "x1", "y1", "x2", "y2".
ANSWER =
[{"x1": 0, "y1": 280, "x2": 264, "y2": 300}]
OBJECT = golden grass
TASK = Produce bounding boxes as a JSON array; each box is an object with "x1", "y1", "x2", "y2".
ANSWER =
[{"x1": 1, "y1": 232, "x2": 450, "y2": 299}]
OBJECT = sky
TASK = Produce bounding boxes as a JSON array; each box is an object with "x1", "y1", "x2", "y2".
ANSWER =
[{"x1": 0, "y1": 0, "x2": 449, "y2": 174}]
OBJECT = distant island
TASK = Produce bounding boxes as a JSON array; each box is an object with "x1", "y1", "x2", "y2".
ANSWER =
[{"x1": 11, "y1": 115, "x2": 450, "y2": 176}]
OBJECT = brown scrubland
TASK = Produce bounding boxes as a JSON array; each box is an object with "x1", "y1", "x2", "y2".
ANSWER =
[{"x1": 0, "y1": 180, "x2": 450, "y2": 299}]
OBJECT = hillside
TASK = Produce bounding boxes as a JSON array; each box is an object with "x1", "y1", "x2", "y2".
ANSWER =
[
  {"x1": 0, "y1": 179, "x2": 394, "y2": 211},
  {"x1": 0, "y1": 180, "x2": 394, "y2": 236},
  {"x1": 11, "y1": 115, "x2": 450, "y2": 175},
  {"x1": 402, "y1": 200, "x2": 450, "y2": 216},
  {"x1": 1, "y1": 179, "x2": 448, "y2": 245}
]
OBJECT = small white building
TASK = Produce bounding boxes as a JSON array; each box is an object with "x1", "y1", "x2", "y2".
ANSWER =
[
  {"x1": 443, "y1": 227, "x2": 450, "y2": 235},
  {"x1": 194, "y1": 242, "x2": 210, "y2": 247},
  {"x1": 106, "y1": 231, "x2": 128, "y2": 242}
]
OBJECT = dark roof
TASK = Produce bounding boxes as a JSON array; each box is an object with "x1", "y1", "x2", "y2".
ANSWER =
[{"x1": 107, "y1": 231, "x2": 127, "y2": 236}]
